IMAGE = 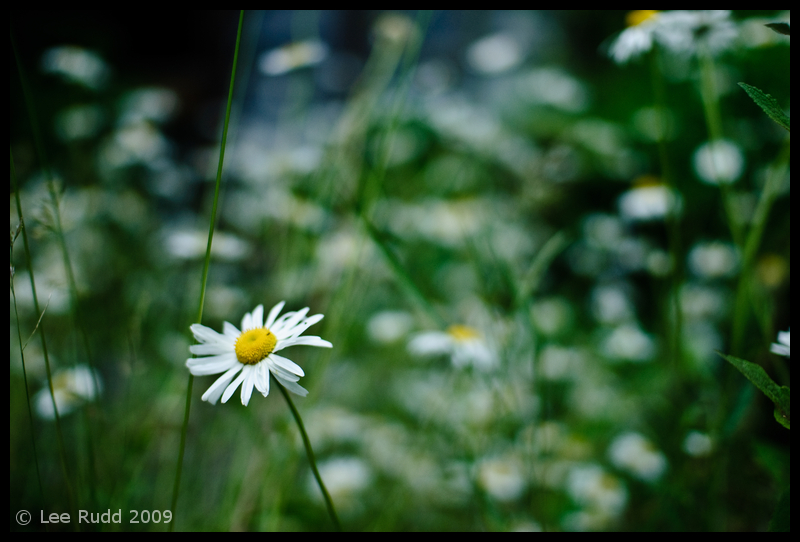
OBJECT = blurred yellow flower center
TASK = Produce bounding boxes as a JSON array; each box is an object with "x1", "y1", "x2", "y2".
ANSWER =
[
  {"x1": 626, "y1": 10, "x2": 659, "y2": 27},
  {"x1": 447, "y1": 324, "x2": 480, "y2": 342},
  {"x1": 235, "y1": 328, "x2": 277, "y2": 365}
]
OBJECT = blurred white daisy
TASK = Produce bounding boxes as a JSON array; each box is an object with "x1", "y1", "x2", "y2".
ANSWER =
[
  {"x1": 618, "y1": 176, "x2": 680, "y2": 222},
  {"x1": 477, "y1": 455, "x2": 527, "y2": 502},
  {"x1": 682, "y1": 430, "x2": 713, "y2": 457},
  {"x1": 41, "y1": 46, "x2": 109, "y2": 90},
  {"x1": 609, "y1": 10, "x2": 737, "y2": 65},
  {"x1": 565, "y1": 464, "x2": 628, "y2": 519},
  {"x1": 692, "y1": 139, "x2": 744, "y2": 185},
  {"x1": 608, "y1": 432, "x2": 667, "y2": 482},
  {"x1": 306, "y1": 456, "x2": 373, "y2": 513},
  {"x1": 608, "y1": 10, "x2": 662, "y2": 64},
  {"x1": 687, "y1": 241, "x2": 740, "y2": 278},
  {"x1": 770, "y1": 329, "x2": 790, "y2": 358},
  {"x1": 35, "y1": 364, "x2": 102, "y2": 420},
  {"x1": 408, "y1": 324, "x2": 498, "y2": 371},
  {"x1": 186, "y1": 302, "x2": 332, "y2": 405},
  {"x1": 653, "y1": 10, "x2": 737, "y2": 57},
  {"x1": 259, "y1": 40, "x2": 328, "y2": 76}
]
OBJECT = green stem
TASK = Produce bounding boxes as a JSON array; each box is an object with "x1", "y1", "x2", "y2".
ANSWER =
[
  {"x1": 170, "y1": 10, "x2": 245, "y2": 531},
  {"x1": 649, "y1": 48, "x2": 684, "y2": 370},
  {"x1": 10, "y1": 153, "x2": 46, "y2": 509},
  {"x1": 276, "y1": 381, "x2": 342, "y2": 532},
  {"x1": 698, "y1": 47, "x2": 743, "y2": 248},
  {"x1": 362, "y1": 217, "x2": 447, "y2": 328},
  {"x1": 730, "y1": 139, "x2": 790, "y2": 354}
]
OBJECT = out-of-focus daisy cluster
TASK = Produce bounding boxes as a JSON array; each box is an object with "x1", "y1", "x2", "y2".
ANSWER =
[{"x1": 11, "y1": 10, "x2": 788, "y2": 532}]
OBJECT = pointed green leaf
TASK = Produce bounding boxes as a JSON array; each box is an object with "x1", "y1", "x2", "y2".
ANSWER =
[
  {"x1": 718, "y1": 352, "x2": 790, "y2": 429},
  {"x1": 739, "y1": 83, "x2": 790, "y2": 132},
  {"x1": 774, "y1": 386, "x2": 790, "y2": 430},
  {"x1": 765, "y1": 22, "x2": 790, "y2": 36}
]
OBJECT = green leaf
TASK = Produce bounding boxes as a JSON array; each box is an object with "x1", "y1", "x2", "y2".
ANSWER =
[
  {"x1": 774, "y1": 386, "x2": 790, "y2": 430},
  {"x1": 765, "y1": 22, "x2": 790, "y2": 36},
  {"x1": 738, "y1": 83, "x2": 790, "y2": 132},
  {"x1": 717, "y1": 352, "x2": 790, "y2": 430}
]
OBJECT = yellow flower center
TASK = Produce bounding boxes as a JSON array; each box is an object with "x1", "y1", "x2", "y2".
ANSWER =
[
  {"x1": 626, "y1": 10, "x2": 659, "y2": 27},
  {"x1": 447, "y1": 324, "x2": 480, "y2": 342},
  {"x1": 234, "y1": 328, "x2": 277, "y2": 365}
]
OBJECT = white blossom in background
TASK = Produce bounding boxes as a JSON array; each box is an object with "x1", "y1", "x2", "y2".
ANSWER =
[
  {"x1": 693, "y1": 140, "x2": 745, "y2": 185},
  {"x1": 608, "y1": 10, "x2": 662, "y2": 64},
  {"x1": 600, "y1": 323, "x2": 656, "y2": 363},
  {"x1": 688, "y1": 241, "x2": 740, "y2": 279},
  {"x1": 609, "y1": 10, "x2": 737, "y2": 65},
  {"x1": 564, "y1": 464, "x2": 628, "y2": 530},
  {"x1": 618, "y1": 176, "x2": 680, "y2": 222},
  {"x1": 682, "y1": 431, "x2": 714, "y2": 457},
  {"x1": 477, "y1": 455, "x2": 527, "y2": 502},
  {"x1": 367, "y1": 310, "x2": 414, "y2": 344},
  {"x1": 259, "y1": 40, "x2": 329, "y2": 76},
  {"x1": 41, "y1": 46, "x2": 109, "y2": 90},
  {"x1": 163, "y1": 227, "x2": 251, "y2": 262},
  {"x1": 35, "y1": 365, "x2": 102, "y2": 420},
  {"x1": 467, "y1": 32, "x2": 523, "y2": 75},
  {"x1": 608, "y1": 432, "x2": 667, "y2": 482},
  {"x1": 307, "y1": 456, "x2": 373, "y2": 513},
  {"x1": 408, "y1": 324, "x2": 498, "y2": 371}
]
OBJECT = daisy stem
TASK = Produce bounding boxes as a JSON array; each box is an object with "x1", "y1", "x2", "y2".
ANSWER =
[
  {"x1": 170, "y1": 10, "x2": 245, "y2": 531},
  {"x1": 698, "y1": 46, "x2": 743, "y2": 249},
  {"x1": 275, "y1": 380, "x2": 342, "y2": 532},
  {"x1": 649, "y1": 48, "x2": 684, "y2": 371}
]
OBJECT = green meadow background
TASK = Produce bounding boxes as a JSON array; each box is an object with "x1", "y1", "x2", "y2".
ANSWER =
[{"x1": 10, "y1": 10, "x2": 789, "y2": 531}]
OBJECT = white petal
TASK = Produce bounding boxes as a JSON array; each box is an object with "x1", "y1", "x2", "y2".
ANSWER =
[
  {"x1": 268, "y1": 360, "x2": 301, "y2": 381},
  {"x1": 254, "y1": 363, "x2": 270, "y2": 396},
  {"x1": 272, "y1": 308, "x2": 309, "y2": 336},
  {"x1": 277, "y1": 336, "x2": 332, "y2": 349},
  {"x1": 408, "y1": 331, "x2": 453, "y2": 356},
  {"x1": 223, "y1": 321, "x2": 241, "y2": 340},
  {"x1": 221, "y1": 370, "x2": 248, "y2": 403},
  {"x1": 264, "y1": 301, "x2": 286, "y2": 329},
  {"x1": 190, "y1": 323, "x2": 225, "y2": 345},
  {"x1": 268, "y1": 353, "x2": 304, "y2": 377},
  {"x1": 286, "y1": 314, "x2": 324, "y2": 339},
  {"x1": 274, "y1": 375, "x2": 308, "y2": 397},
  {"x1": 252, "y1": 305, "x2": 264, "y2": 328},
  {"x1": 201, "y1": 366, "x2": 242, "y2": 404},
  {"x1": 240, "y1": 366, "x2": 255, "y2": 405},
  {"x1": 241, "y1": 305, "x2": 259, "y2": 331},
  {"x1": 187, "y1": 354, "x2": 238, "y2": 375},
  {"x1": 190, "y1": 343, "x2": 231, "y2": 356}
]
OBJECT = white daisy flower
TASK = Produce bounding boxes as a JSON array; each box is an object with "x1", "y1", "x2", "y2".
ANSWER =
[
  {"x1": 607, "y1": 432, "x2": 668, "y2": 482},
  {"x1": 186, "y1": 301, "x2": 332, "y2": 406},
  {"x1": 408, "y1": 324, "x2": 498, "y2": 371},
  {"x1": 608, "y1": 10, "x2": 662, "y2": 64},
  {"x1": 608, "y1": 10, "x2": 737, "y2": 65},
  {"x1": 34, "y1": 364, "x2": 103, "y2": 420},
  {"x1": 770, "y1": 329, "x2": 790, "y2": 358}
]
